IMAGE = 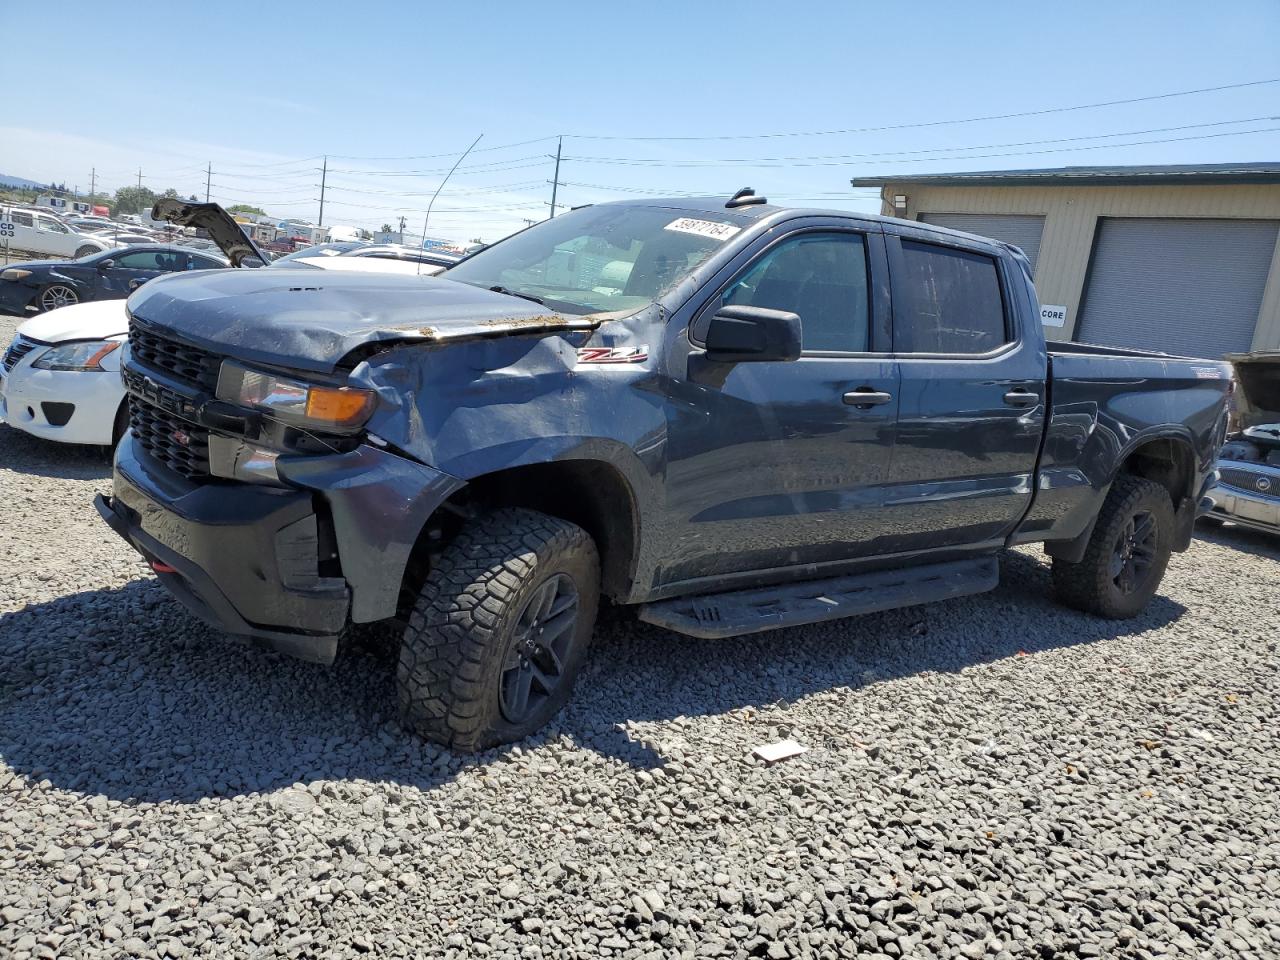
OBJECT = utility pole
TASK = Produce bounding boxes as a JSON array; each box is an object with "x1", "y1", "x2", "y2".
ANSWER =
[
  {"x1": 318, "y1": 155, "x2": 328, "y2": 226},
  {"x1": 88, "y1": 167, "x2": 96, "y2": 203},
  {"x1": 548, "y1": 135, "x2": 562, "y2": 219},
  {"x1": 397, "y1": 215, "x2": 406, "y2": 234},
  {"x1": 137, "y1": 168, "x2": 143, "y2": 189},
  {"x1": 205, "y1": 162, "x2": 212, "y2": 203}
]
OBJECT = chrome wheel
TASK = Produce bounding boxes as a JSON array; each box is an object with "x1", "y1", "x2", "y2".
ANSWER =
[
  {"x1": 40, "y1": 285, "x2": 79, "y2": 312},
  {"x1": 499, "y1": 573, "x2": 579, "y2": 724},
  {"x1": 1109, "y1": 509, "x2": 1157, "y2": 595}
]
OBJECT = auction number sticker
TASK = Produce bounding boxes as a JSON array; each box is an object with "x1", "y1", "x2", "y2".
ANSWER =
[
  {"x1": 664, "y1": 217, "x2": 740, "y2": 242},
  {"x1": 0, "y1": 222, "x2": 14, "y2": 239}
]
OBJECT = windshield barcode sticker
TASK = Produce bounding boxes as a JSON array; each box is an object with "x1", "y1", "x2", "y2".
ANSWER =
[{"x1": 664, "y1": 218, "x2": 740, "y2": 242}]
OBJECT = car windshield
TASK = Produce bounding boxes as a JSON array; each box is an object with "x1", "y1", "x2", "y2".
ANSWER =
[
  {"x1": 444, "y1": 204, "x2": 746, "y2": 315},
  {"x1": 273, "y1": 241, "x2": 367, "y2": 262}
]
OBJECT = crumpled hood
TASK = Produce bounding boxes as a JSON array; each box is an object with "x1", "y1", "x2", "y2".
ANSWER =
[
  {"x1": 1227, "y1": 351, "x2": 1280, "y2": 422},
  {"x1": 125, "y1": 267, "x2": 600, "y2": 373},
  {"x1": 150, "y1": 198, "x2": 265, "y2": 267}
]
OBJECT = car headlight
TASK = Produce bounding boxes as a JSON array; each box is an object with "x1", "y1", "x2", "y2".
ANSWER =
[
  {"x1": 32, "y1": 341, "x2": 120, "y2": 371},
  {"x1": 215, "y1": 361, "x2": 375, "y2": 432},
  {"x1": 1, "y1": 269, "x2": 32, "y2": 282}
]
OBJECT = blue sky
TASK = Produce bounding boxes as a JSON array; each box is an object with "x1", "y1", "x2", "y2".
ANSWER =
[{"x1": 3, "y1": 0, "x2": 1278, "y2": 242}]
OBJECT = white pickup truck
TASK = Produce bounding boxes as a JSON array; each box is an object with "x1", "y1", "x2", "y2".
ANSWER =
[{"x1": 0, "y1": 206, "x2": 115, "y2": 259}]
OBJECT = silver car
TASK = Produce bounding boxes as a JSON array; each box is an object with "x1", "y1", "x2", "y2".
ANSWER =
[{"x1": 1204, "y1": 352, "x2": 1280, "y2": 534}]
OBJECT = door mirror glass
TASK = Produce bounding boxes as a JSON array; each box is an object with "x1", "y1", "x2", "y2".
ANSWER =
[
  {"x1": 703, "y1": 305, "x2": 802, "y2": 363},
  {"x1": 98, "y1": 259, "x2": 115, "y2": 270}
]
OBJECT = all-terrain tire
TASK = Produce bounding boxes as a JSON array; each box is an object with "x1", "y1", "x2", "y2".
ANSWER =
[
  {"x1": 1051, "y1": 475, "x2": 1174, "y2": 619},
  {"x1": 397, "y1": 508, "x2": 599, "y2": 752}
]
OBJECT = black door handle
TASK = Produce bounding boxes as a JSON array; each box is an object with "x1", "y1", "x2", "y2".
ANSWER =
[
  {"x1": 843, "y1": 388, "x2": 893, "y2": 408},
  {"x1": 1003, "y1": 389, "x2": 1039, "y2": 407}
]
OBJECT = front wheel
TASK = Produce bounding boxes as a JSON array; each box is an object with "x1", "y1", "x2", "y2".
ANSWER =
[
  {"x1": 39, "y1": 284, "x2": 80, "y2": 312},
  {"x1": 397, "y1": 508, "x2": 600, "y2": 752},
  {"x1": 1051, "y1": 475, "x2": 1174, "y2": 619}
]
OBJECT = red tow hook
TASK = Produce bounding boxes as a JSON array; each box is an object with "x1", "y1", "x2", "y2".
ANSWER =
[{"x1": 149, "y1": 560, "x2": 178, "y2": 574}]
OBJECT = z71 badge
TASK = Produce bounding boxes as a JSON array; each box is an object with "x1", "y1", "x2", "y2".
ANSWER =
[{"x1": 577, "y1": 345, "x2": 649, "y2": 365}]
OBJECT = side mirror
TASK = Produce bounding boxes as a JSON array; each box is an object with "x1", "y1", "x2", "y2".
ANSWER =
[
  {"x1": 98, "y1": 259, "x2": 115, "y2": 270},
  {"x1": 128, "y1": 277, "x2": 150, "y2": 291},
  {"x1": 703, "y1": 305, "x2": 802, "y2": 363}
]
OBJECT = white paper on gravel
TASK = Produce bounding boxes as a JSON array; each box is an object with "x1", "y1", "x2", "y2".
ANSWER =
[{"x1": 752, "y1": 739, "x2": 808, "y2": 764}]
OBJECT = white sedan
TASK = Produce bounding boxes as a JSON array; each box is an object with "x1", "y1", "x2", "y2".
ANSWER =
[{"x1": 0, "y1": 300, "x2": 129, "y2": 445}]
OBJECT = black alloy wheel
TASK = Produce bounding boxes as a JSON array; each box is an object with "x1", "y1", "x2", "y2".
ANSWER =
[{"x1": 500, "y1": 573, "x2": 580, "y2": 723}]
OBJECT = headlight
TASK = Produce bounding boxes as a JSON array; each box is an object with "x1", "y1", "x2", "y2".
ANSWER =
[
  {"x1": 215, "y1": 361, "x2": 375, "y2": 432},
  {"x1": 1, "y1": 269, "x2": 32, "y2": 282},
  {"x1": 32, "y1": 340, "x2": 120, "y2": 371}
]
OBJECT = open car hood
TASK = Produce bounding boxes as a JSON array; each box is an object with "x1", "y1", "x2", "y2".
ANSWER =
[
  {"x1": 150, "y1": 198, "x2": 266, "y2": 268},
  {"x1": 1226, "y1": 351, "x2": 1280, "y2": 423}
]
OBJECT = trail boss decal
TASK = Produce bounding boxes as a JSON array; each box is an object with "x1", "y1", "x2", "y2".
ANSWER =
[{"x1": 577, "y1": 345, "x2": 649, "y2": 365}]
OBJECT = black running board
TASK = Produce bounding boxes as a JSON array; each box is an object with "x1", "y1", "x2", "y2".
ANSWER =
[{"x1": 637, "y1": 557, "x2": 999, "y2": 639}]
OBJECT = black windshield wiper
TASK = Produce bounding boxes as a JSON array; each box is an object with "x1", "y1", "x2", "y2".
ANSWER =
[{"x1": 488, "y1": 285, "x2": 545, "y2": 306}]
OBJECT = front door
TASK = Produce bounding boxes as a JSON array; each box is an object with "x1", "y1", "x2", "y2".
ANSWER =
[{"x1": 660, "y1": 225, "x2": 902, "y2": 588}]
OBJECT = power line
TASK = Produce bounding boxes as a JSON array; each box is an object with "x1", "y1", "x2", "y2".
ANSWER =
[
  {"x1": 561, "y1": 125, "x2": 1280, "y2": 169},
  {"x1": 563, "y1": 116, "x2": 1278, "y2": 165},
  {"x1": 567, "y1": 77, "x2": 1280, "y2": 142}
]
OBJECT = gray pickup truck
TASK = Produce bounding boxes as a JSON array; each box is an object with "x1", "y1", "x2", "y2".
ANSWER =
[{"x1": 98, "y1": 192, "x2": 1231, "y2": 750}]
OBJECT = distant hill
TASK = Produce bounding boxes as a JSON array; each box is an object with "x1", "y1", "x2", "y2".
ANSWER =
[{"x1": 0, "y1": 174, "x2": 46, "y2": 190}]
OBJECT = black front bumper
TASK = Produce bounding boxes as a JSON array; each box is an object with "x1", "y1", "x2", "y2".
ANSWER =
[{"x1": 98, "y1": 443, "x2": 350, "y2": 664}]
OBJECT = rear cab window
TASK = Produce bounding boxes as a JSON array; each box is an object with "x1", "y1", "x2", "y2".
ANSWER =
[{"x1": 893, "y1": 239, "x2": 1008, "y2": 354}]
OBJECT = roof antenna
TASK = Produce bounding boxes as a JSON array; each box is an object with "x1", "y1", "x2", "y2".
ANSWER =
[
  {"x1": 418, "y1": 133, "x2": 483, "y2": 275},
  {"x1": 726, "y1": 187, "x2": 767, "y2": 208}
]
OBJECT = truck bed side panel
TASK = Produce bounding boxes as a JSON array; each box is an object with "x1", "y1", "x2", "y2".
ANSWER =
[{"x1": 1012, "y1": 351, "x2": 1231, "y2": 544}]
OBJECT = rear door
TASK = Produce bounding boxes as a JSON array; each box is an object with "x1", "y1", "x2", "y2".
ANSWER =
[
  {"x1": 660, "y1": 219, "x2": 902, "y2": 587},
  {"x1": 880, "y1": 225, "x2": 1046, "y2": 553},
  {"x1": 34, "y1": 214, "x2": 80, "y2": 257}
]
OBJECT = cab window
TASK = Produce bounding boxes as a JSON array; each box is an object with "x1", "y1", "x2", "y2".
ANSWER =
[
  {"x1": 717, "y1": 232, "x2": 870, "y2": 353},
  {"x1": 894, "y1": 241, "x2": 1008, "y2": 354}
]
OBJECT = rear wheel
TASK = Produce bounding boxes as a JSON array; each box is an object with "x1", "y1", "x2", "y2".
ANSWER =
[
  {"x1": 39, "y1": 284, "x2": 79, "y2": 312},
  {"x1": 1051, "y1": 475, "x2": 1174, "y2": 619},
  {"x1": 397, "y1": 508, "x2": 599, "y2": 752}
]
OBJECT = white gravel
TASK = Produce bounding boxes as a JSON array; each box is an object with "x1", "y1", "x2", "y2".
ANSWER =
[{"x1": 2, "y1": 313, "x2": 1279, "y2": 959}]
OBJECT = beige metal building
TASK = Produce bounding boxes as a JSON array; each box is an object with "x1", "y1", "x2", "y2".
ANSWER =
[{"x1": 850, "y1": 163, "x2": 1280, "y2": 358}]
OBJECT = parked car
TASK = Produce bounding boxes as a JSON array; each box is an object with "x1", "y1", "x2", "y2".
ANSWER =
[
  {"x1": 0, "y1": 300, "x2": 132, "y2": 445},
  {"x1": 0, "y1": 201, "x2": 458, "y2": 447},
  {"x1": 0, "y1": 246, "x2": 229, "y2": 315},
  {"x1": 341, "y1": 245, "x2": 462, "y2": 269},
  {"x1": 95, "y1": 194, "x2": 1232, "y2": 751},
  {"x1": 1, "y1": 205, "x2": 114, "y2": 259},
  {"x1": 1203, "y1": 351, "x2": 1280, "y2": 533}
]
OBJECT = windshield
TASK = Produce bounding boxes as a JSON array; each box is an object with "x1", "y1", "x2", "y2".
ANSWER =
[
  {"x1": 445, "y1": 204, "x2": 745, "y2": 315},
  {"x1": 274, "y1": 242, "x2": 366, "y2": 262}
]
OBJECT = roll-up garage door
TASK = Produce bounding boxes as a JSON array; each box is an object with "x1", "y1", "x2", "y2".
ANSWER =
[
  {"x1": 1076, "y1": 218, "x2": 1279, "y2": 359},
  {"x1": 919, "y1": 213, "x2": 1045, "y2": 275}
]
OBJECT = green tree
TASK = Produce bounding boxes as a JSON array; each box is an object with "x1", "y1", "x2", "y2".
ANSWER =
[
  {"x1": 380, "y1": 223, "x2": 394, "y2": 233},
  {"x1": 161, "y1": 188, "x2": 180, "y2": 199},
  {"x1": 113, "y1": 185, "x2": 157, "y2": 216},
  {"x1": 227, "y1": 204, "x2": 266, "y2": 216}
]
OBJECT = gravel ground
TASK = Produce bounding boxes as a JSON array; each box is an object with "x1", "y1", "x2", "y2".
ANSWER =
[{"x1": 2, "y1": 313, "x2": 1279, "y2": 960}]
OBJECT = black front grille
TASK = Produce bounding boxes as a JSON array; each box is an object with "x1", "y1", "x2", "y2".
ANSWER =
[
  {"x1": 1219, "y1": 466, "x2": 1278, "y2": 498},
  {"x1": 130, "y1": 399, "x2": 211, "y2": 480},
  {"x1": 2, "y1": 335, "x2": 40, "y2": 373},
  {"x1": 128, "y1": 320, "x2": 221, "y2": 392}
]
